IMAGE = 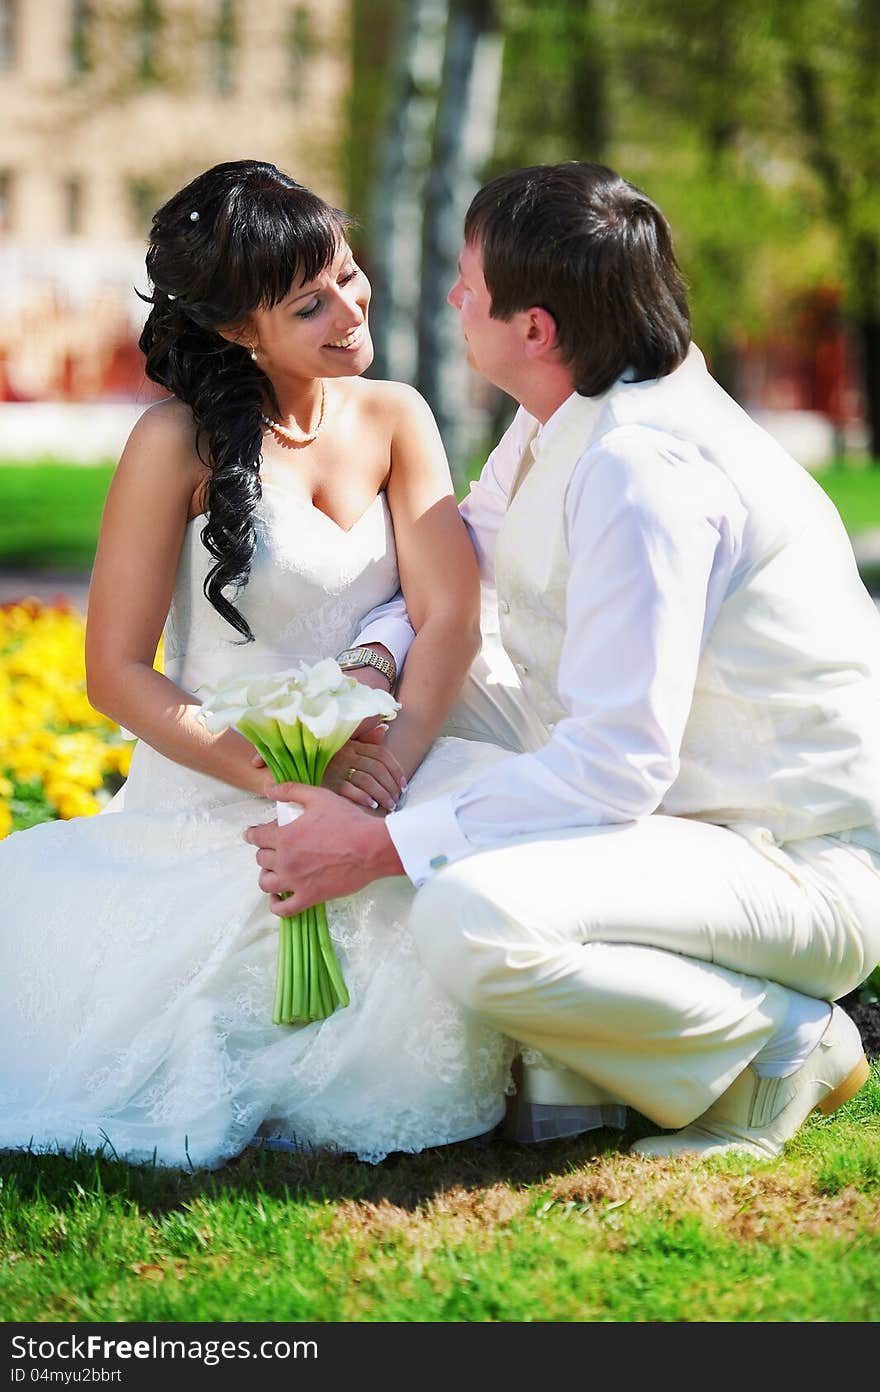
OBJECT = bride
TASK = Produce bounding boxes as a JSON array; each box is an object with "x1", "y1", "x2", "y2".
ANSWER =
[{"x1": 0, "y1": 159, "x2": 517, "y2": 1168}]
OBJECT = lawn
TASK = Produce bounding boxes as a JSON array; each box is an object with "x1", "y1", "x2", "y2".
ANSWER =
[
  {"x1": 0, "y1": 462, "x2": 115, "y2": 571},
  {"x1": 3, "y1": 457, "x2": 880, "y2": 576},
  {"x1": 1, "y1": 1064, "x2": 878, "y2": 1324},
  {"x1": 2, "y1": 454, "x2": 880, "y2": 1330},
  {"x1": 815, "y1": 462, "x2": 880, "y2": 536}
]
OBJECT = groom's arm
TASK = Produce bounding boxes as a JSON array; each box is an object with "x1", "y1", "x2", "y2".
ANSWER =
[
  {"x1": 350, "y1": 596, "x2": 416, "y2": 682},
  {"x1": 384, "y1": 431, "x2": 744, "y2": 887}
]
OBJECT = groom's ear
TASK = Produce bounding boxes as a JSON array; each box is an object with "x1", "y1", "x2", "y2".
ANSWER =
[{"x1": 522, "y1": 306, "x2": 559, "y2": 360}]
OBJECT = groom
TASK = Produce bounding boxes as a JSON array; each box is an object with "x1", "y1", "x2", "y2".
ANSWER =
[{"x1": 245, "y1": 162, "x2": 878, "y2": 1159}]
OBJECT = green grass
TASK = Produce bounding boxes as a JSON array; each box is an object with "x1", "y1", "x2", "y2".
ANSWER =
[
  {"x1": 2, "y1": 456, "x2": 879, "y2": 1323},
  {"x1": 814, "y1": 461, "x2": 880, "y2": 536},
  {"x1": 2, "y1": 1063, "x2": 878, "y2": 1323},
  {"x1": 0, "y1": 462, "x2": 114, "y2": 571},
  {"x1": 4, "y1": 457, "x2": 880, "y2": 578}
]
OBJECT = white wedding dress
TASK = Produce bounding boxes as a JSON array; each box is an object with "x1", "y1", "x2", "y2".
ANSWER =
[{"x1": 0, "y1": 483, "x2": 519, "y2": 1169}]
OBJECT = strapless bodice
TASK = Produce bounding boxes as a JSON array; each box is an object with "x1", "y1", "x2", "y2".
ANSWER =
[{"x1": 162, "y1": 483, "x2": 399, "y2": 695}]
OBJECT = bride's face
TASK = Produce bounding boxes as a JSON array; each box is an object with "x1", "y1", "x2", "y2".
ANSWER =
[{"x1": 248, "y1": 242, "x2": 373, "y2": 381}]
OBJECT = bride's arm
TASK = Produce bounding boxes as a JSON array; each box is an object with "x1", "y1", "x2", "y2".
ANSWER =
[
  {"x1": 381, "y1": 383, "x2": 482, "y2": 779},
  {"x1": 85, "y1": 401, "x2": 271, "y2": 799}
]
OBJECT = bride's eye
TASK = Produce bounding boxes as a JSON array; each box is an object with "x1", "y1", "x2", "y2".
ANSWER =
[
  {"x1": 339, "y1": 267, "x2": 358, "y2": 285},
  {"x1": 297, "y1": 299, "x2": 321, "y2": 319}
]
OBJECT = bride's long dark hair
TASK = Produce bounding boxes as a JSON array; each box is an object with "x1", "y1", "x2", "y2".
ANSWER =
[{"x1": 138, "y1": 159, "x2": 349, "y2": 641}]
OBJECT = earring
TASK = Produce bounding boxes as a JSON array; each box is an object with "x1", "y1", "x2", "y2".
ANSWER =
[{"x1": 249, "y1": 345, "x2": 258, "y2": 361}]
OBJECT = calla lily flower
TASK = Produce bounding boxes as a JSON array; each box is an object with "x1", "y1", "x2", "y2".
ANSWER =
[{"x1": 198, "y1": 658, "x2": 401, "y2": 1024}]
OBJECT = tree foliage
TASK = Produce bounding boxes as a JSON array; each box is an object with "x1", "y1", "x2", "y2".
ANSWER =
[{"x1": 356, "y1": 0, "x2": 880, "y2": 457}]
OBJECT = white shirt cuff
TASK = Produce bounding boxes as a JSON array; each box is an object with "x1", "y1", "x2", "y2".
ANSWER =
[
  {"x1": 385, "y1": 794, "x2": 474, "y2": 886},
  {"x1": 352, "y1": 616, "x2": 415, "y2": 676}
]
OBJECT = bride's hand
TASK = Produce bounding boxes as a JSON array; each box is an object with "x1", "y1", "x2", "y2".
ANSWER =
[
  {"x1": 249, "y1": 725, "x2": 406, "y2": 812},
  {"x1": 253, "y1": 764, "x2": 281, "y2": 802},
  {"x1": 323, "y1": 724, "x2": 406, "y2": 813}
]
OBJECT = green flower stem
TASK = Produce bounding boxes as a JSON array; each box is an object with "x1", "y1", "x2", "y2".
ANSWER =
[
  {"x1": 278, "y1": 722, "x2": 312, "y2": 785},
  {"x1": 279, "y1": 923, "x2": 290, "y2": 1025},
  {"x1": 314, "y1": 726, "x2": 355, "y2": 786},
  {"x1": 307, "y1": 909, "x2": 320, "y2": 1019},
  {"x1": 301, "y1": 917, "x2": 310, "y2": 1020},
  {"x1": 272, "y1": 919, "x2": 287, "y2": 1025},
  {"x1": 239, "y1": 720, "x2": 289, "y2": 785},
  {"x1": 292, "y1": 912, "x2": 305, "y2": 1021},
  {"x1": 315, "y1": 901, "x2": 350, "y2": 1009},
  {"x1": 285, "y1": 918, "x2": 294, "y2": 1024},
  {"x1": 316, "y1": 955, "x2": 332, "y2": 1019},
  {"x1": 236, "y1": 719, "x2": 365, "y2": 1026},
  {"x1": 301, "y1": 726, "x2": 319, "y2": 784}
]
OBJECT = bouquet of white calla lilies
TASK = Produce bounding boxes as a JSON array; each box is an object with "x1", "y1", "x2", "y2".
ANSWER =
[{"x1": 198, "y1": 658, "x2": 400, "y2": 1025}]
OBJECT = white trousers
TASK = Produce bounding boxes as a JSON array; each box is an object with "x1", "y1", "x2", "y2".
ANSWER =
[{"x1": 426, "y1": 632, "x2": 880, "y2": 1128}]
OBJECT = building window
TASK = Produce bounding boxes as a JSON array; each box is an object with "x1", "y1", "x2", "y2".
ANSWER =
[
  {"x1": 128, "y1": 178, "x2": 158, "y2": 237},
  {"x1": 64, "y1": 178, "x2": 84, "y2": 236},
  {"x1": 0, "y1": 172, "x2": 13, "y2": 235},
  {"x1": 71, "y1": 0, "x2": 91, "y2": 75},
  {"x1": 137, "y1": 0, "x2": 161, "y2": 84},
  {"x1": 215, "y1": 0, "x2": 236, "y2": 96},
  {"x1": 0, "y1": 0, "x2": 16, "y2": 71},
  {"x1": 289, "y1": 5, "x2": 315, "y2": 102}
]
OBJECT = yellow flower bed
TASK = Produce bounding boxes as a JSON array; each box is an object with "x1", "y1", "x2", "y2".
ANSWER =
[{"x1": 0, "y1": 597, "x2": 163, "y2": 838}]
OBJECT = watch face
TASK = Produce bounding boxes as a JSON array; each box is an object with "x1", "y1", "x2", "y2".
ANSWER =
[{"x1": 337, "y1": 648, "x2": 394, "y2": 682}]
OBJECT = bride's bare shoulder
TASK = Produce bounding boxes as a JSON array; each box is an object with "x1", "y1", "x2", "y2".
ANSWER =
[
  {"x1": 120, "y1": 397, "x2": 206, "y2": 489},
  {"x1": 351, "y1": 377, "x2": 438, "y2": 429},
  {"x1": 125, "y1": 396, "x2": 199, "y2": 453}
]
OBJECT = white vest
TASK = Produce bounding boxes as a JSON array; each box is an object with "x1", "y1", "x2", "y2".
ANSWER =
[{"x1": 494, "y1": 347, "x2": 880, "y2": 844}]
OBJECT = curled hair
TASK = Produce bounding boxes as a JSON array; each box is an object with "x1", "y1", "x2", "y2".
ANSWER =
[
  {"x1": 465, "y1": 162, "x2": 690, "y2": 396},
  {"x1": 138, "y1": 159, "x2": 350, "y2": 639}
]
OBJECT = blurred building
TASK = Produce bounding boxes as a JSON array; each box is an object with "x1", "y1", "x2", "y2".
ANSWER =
[{"x1": 0, "y1": 0, "x2": 348, "y2": 418}]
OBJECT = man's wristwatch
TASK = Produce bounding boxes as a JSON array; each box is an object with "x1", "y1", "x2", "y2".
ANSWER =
[{"x1": 336, "y1": 645, "x2": 397, "y2": 688}]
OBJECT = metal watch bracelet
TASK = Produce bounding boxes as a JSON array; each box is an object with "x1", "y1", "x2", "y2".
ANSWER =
[{"x1": 336, "y1": 645, "x2": 397, "y2": 688}]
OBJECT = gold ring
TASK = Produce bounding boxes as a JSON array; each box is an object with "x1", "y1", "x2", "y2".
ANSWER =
[{"x1": 345, "y1": 767, "x2": 357, "y2": 783}]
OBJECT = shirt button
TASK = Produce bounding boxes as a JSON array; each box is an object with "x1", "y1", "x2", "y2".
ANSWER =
[
  {"x1": 499, "y1": 600, "x2": 510, "y2": 614},
  {"x1": 429, "y1": 854, "x2": 448, "y2": 870}
]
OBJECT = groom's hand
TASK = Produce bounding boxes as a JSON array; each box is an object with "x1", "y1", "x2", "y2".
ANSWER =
[{"x1": 243, "y1": 783, "x2": 404, "y2": 913}]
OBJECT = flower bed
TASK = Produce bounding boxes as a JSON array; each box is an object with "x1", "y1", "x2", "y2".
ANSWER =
[{"x1": 0, "y1": 597, "x2": 160, "y2": 837}]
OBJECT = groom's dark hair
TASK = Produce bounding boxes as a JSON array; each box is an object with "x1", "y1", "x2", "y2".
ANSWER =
[{"x1": 465, "y1": 162, "x2": 691, "y2": 396}]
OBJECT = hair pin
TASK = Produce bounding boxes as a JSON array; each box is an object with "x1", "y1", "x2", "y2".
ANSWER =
[
  {"x1": 189, "y1": 210, "x2": 200, "y2": 222},
  {"x1": 166, "y1": 291, "x2": 177, "y2": 300}
]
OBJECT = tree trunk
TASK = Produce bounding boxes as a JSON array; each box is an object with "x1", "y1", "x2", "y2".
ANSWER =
[
  {"x1": 368, "y1": 0, "x2": 449, "y2": 383},
  {"x1": 784, "y1": 51, "x2": 880, "y2": 460},
  {"x1": 861, "y1": 314, "x2": 880, "y2": 461},
  {"x1": 854, "y1": 232, "x2": 880, "y2": 460},
  {"x1": 565, "y1": 0, "x2": 610, "y2": 161},
  {"x1": 416, "y1": 0, "x2": 503, "y2": 490}
]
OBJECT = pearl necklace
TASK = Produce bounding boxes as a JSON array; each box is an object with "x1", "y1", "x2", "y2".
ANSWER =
[{"x1": 261, "y1": 381, "x2": 326, "y2": 446}]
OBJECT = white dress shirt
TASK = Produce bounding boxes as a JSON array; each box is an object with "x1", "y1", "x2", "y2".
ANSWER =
[{"x1": 358, "y1": 348, "x2": 880, "y2": 885}]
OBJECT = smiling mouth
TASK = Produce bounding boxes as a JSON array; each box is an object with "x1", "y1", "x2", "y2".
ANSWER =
[{"x1": 325, "y1": 325, "x2": 366, "y2": 351}]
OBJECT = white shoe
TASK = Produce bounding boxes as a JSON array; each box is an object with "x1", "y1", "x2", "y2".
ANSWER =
[{"x1": 631, "y1": 1005, "x2": 870, "y2": 1161}]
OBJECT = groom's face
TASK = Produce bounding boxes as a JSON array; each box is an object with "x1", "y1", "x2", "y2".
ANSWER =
[{"x1": 448, "y1": 240, "x2": 519, "y2": 391}]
